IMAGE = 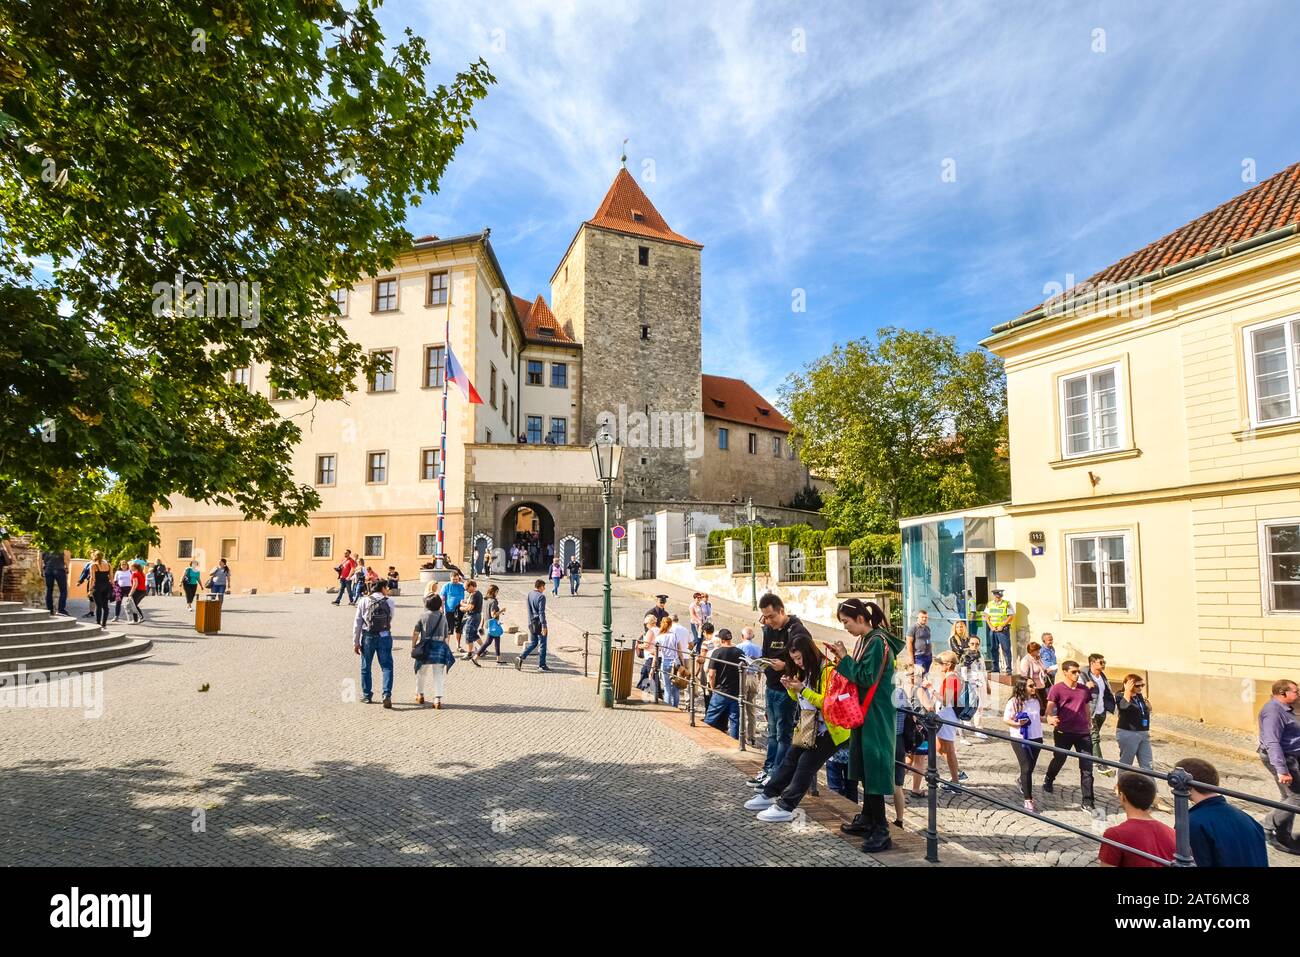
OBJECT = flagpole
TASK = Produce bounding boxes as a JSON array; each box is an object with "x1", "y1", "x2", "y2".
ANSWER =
[{"x1": 437, "y1": 279, "x2": 450, "y2": 570}]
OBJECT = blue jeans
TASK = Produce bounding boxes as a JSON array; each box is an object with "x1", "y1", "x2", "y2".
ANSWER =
[
  {"x1": 520, "y1": 620, "x2": 548, "y2": 669},
  {"x1": 763, "y1": 687, "x2": 796, "y2": 774},
  {"x1": 44, "y1": 571, "x2": 68, "y2": 615},
  {"x1": 462, "y1": 613, "x2": 481, "y2": 644},
  {"x1": 333, "y1": 579, "x2": 348, "y2": 604},
  {"x1": 570, "y1": 575, "x2": 580, "y2": 595},
  {"x1": 661, "y1": 659, "x2": 681, "y2": 707},
  {"x1": 990, "y1": 627, "x2": 1012, "y2": 673},
  {"x1": 552, "y1": 577, "x2": 561, "y2": 595},
  {"x1": 360, "y1": 631, "x2": 394, "y2": 699},
  {"x1": 705, "y1": 691, "x2": 739, "y2": 739}
]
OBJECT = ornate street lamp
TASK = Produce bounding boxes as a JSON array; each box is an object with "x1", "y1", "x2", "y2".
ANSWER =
[
  {"x1": 467, "y1": 490, "x2": 480, "y2": 572},
  {"x1": 590, "y1": 424, "x2": 623, "y2": 708}
]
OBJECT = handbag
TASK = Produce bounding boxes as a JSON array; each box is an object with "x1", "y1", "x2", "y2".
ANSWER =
[
  {"x1": 487, "y1": 618, "x2": 503, "y2": 638},
  {"x1": 792, "y1": 706, "x2": 819, "y2": 749},
  {"x1": 412, "y1": 612, "x2": 444, "y2": 659}
]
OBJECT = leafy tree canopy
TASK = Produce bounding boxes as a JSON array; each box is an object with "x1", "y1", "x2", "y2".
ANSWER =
[
  {"x1": 780, "y1": 327, "x2": 1009, "y2": 535},
  {"x1": 0, "y1": 0, "x2": 494, "y2": 549}
]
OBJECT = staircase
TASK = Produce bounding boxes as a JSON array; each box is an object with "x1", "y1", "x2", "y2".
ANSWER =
[{"x1": 0, "y1": 602, "x2": 153, "y2": 682}]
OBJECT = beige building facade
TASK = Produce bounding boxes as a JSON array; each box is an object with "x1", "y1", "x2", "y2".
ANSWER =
[{"x1": 903, "y1": 161, "x2": 1300, "y2": 731}]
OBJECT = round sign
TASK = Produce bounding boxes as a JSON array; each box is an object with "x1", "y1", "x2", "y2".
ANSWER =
[{"x1": 611, "y1": 525, "x2": 627, "y2": 540}]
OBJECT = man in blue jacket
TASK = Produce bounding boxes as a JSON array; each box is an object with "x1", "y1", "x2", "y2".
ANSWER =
[
  {"x1": 1174, "y1": 758, "x2": 1269, "y2": 866},
  {"x1": 515, "y1": 579, "x2": 550, "y2": 672}
]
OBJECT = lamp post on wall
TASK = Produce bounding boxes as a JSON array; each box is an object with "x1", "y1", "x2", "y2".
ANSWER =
[
  {"x1": 467, "y1": 490, "x2": 480, "y2": 572},
  {"x1": 590, "y1": 425, "x2": 623, "y2": 708}
]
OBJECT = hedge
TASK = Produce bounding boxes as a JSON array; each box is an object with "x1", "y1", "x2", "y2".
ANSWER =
[{"x1": 705, "y1": 524, "x2": 900, "y2": 568}]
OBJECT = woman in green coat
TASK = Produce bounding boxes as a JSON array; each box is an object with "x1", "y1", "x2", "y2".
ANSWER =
[{"x1": 828, "y1": 598, "x2": 905, "y2": 853}]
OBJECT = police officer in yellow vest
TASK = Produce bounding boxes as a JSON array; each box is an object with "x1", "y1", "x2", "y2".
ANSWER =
[{"x1": 983, "y1": 589, "x2": 1014, "y2": 675}]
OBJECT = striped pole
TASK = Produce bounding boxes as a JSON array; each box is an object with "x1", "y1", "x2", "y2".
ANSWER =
[{"x1": 436, "y1": 281, "x2": 451, "y2": 567}]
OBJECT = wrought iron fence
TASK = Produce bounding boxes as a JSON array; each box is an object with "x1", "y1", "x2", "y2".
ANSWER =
[
  {"x1": 737, "y1": 544, "x2": 768, "y2": 574},
  {"x1": 783, "y1": 550, "x2": 826, "y2": 583},
  {"x1": 848, "y1": 560, "x2": 901, "y2": 592},
  {"x1": 701, "y1": 541, "x2": 726, "y2": 566}
]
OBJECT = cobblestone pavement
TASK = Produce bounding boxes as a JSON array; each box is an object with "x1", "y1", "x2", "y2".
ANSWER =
[
  {"x1": 0, "y1": 583, "x2": 874, "y2": 867},
  {"x1": 563, "y1": 574, "x2": 1300, "y2": 867}
]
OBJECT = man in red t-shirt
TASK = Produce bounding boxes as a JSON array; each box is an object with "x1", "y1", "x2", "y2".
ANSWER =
[
  {"x1": 333, "y1": 550, "x2": 356, "y2": 606},
  {"x1": 1099, "y1": 772, "x2": 1175, "y2": 867}
]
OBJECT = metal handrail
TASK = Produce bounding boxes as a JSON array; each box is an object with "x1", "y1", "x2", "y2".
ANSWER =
[{"x1": 898, "y1": 703, "x2": 1296, "y2": 866}]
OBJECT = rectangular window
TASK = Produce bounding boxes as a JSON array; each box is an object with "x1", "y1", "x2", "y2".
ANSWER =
[
  {"x1": 369, "y1": 349, "x2": 396, "y2": 392},
  {"x1": 718, "y1": 427, "x2": 729, "y2": 450},
  {"x1": 364, "y1": 534, "x2": 384, "y2": 558},
  {"x1": 221, "y1": 538, "x2": 237, "y2": 560},
  {"x1": 1261, "y1": 519, "x2": 1300, "y2": 613},
  {"x1": 1059, "y1": 363, "x2": 1122, "y2": 457},
  {"x1": 502, "y1": 383, "x2": 509, "y2": 425},
  {"x1": 374, "y1": 278, "x2": 397, "y2": 312},
  {"x1": 316, "y1": 454, "x2": 336, "y2": 487},
  {"x1": 1245, "y1": 316, "x2": 1300, "y2": 425},
  {"x1": 638, "y1": 246, "x2": 649, "y2": 266},
  {"x1": 1066, "y1": 532, "x2": 1131, "y2": 613},
  {"x1": 332, "y1": 288, "x2": 348, "y2": 316},
  {"x1": 489, "y1": 364, "x2": 497, "y2": 408},
  {"x1": 313, "y1": 536, "x2": 333, "y2": 559},
  {"x1": 367, "y1": 451, "x2": 388, "y2": 484},
  {"x1": 419, "y1": 534, "x2": 438, "y2": 557},
  {"x1": 490, "y1": 305, "x2": 497, "y2": 335},
  {"x1": 420, "y1": 447, "x2": 442, "y2": 481},
  {"x1": 748, "y1": 432, "x2": 758, "y2": 454},
  {"x1": 527, "y1": 360, "x2": 543, "y2": 385},
  {"x1": 551, "y1": 362, "x2": 568, "y2": 388},
  {"x1": 526, "y1": 415, "x2": 543, "y2": 444},
  {"x1": 424, "y1": 345, "x2": 445, "y2": 389},
  {"x1": 772, "y1": 435, "x2": 782, "y2": 457},
  {"x1": 641, "y1": 325, "x2": 650, "y2": 340},
  {"x1": 427, "y1": 272, "x2": 448, "y2": 306},
  {"x1": 485, "y1": 429, "x2": 493, "y2": 443},
  {"x1": 265, "y1": 537, "x2": 284, "y2": 559},
  {"x1": 232, "y1": 367, "x2": 251, "y2": 388},
  {"x1": 549, "y1": 417, "x2": 568, "y2": 445},
  {"x1": 177, "y1": 539, "x2": 194, "y2": 559}
]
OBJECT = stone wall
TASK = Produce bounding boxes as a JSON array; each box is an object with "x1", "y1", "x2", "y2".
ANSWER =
[
  {"x1": 561, "y1": 227, "x2": 701, "y2": 501},
  {"x1": 0, "y1": 533, "x2": 40, "y2": 605},
  {"x1": 693, "y1": 416, "x2": 814, "y2": 507}
]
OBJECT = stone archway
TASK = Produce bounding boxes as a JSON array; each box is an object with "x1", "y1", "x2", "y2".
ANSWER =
[{"x1": 500, "y1": 501, "x2": 555, "y2": 574}]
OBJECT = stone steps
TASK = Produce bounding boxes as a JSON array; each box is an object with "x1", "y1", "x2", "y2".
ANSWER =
[{"x1": 0, "y1": 603, "x2": 152, "y2": 682}]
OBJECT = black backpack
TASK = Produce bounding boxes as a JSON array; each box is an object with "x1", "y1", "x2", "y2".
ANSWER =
[{"x1": 362, "y1": 596, "x2": 393, "y2": 634}]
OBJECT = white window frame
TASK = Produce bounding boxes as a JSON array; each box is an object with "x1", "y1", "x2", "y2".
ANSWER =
[
  {"x1": 332, "y1": 288, "x2": 348, "y2": 316},
  {"x1": 548, "y1": 416, "x2": 568, "y2": 445},
  {"x1": 1065, "y1": 530, "x2": 1133, "y2": 614},
  {"x1": 369, "y1": 348, "x2": 396, "y2": 393},
  {"x1": 1259, "y1": 517, "x2": 1300, "y2": 615},
  {"x1": 1058, "y1": 362, "x2": 1124, "y2": 459},
  {"x1": 312, "y1": 536, "x2": 333, "y2": 560},
  {"x1": 364, "y1": 534, "x2": 385, "y2": 559},
  {"x1": 1243, "y1": 315, "x2": 1300, "y2": 427}
]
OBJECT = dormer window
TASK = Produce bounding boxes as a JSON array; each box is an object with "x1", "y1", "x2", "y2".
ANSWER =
[
  {"x1": 539, "y1": 327, "x2": 554, "y2": 337},
  {"x1": 711, "y1": 398, "x2": 726, "y2": 409},
  {"x1": 757, "y1": 407, "x2": 770, "y2": 416},
  {"x1": 632, "y1": 210, "x2": 645, "y2": 222}
]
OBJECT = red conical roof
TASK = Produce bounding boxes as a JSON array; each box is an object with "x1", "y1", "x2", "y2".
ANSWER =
[{"x1": 586, "y1": 168, "x2": 701, "y2": 248}]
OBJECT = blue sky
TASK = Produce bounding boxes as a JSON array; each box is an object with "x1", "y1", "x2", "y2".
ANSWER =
[{"x1": 384, "y1": 0, "x2": 1300, "y2": 401}]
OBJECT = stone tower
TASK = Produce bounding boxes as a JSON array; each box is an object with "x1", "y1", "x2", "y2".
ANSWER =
[{"x1": 550, "y1": 169, "x2": 703, "y2": 500}]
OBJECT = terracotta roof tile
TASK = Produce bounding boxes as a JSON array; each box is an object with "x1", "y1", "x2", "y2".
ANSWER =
[
  {"x1": 701, "y1": 374, "x2": 790, "y2": 432},
  {"x1": 587, "y1": 168, "x2": 702, "y2": 248},
  {"x1": 1030, "y1": 161, "x2": 1300, "y2": 316},
  {"x1": 517, "y1": 294, "x2": 577, "y2": 344}
]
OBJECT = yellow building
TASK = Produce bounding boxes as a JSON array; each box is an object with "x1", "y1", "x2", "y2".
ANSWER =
[{"x1": 904, "y1": 161, "x2": 1300, "y2": 731}]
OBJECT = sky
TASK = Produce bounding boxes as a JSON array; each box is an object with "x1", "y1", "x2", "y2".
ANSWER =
[{"x1": 383, "y1": 0, "x2": 1300, "y2": 402}]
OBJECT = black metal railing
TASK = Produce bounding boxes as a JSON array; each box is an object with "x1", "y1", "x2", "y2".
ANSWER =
[{"x1": 783, "y1": 551, "x2": 826, "y2": 583}]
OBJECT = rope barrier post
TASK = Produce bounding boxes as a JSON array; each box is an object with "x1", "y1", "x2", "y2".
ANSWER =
[
  {"x1": 583, "y1": 630, "x2": 589, "y2": 679},
  {"x1": 737, "y1": 665, "x2": 746, "y2": 752},
  {"x1": 688, "y1": 652, "x2": 696, "y2": 727},
  {"x1": 1168, "y1": 766, "x2": 1195, "y2": 867},
  {"x1": 923, "y1": 709, "x2": 940, "y2": 864}
]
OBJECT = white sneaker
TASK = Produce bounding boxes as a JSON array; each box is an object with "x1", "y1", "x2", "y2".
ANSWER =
[
  {"x1": 975, "y1": 732, "x2": 989, "y2": 740},
  {"x1": 756, "y1": 805, "x2": 795, "y2": 823},
  {"x1": 744, "y1": 794, "x2": 776, "y2": 811}
]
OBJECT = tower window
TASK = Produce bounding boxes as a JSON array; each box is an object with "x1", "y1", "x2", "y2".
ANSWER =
[
  {"x1": 638, "y1": 246, "x2": 649, "y2": 266},
  {"x1": 641, "y1": 325, "x2": 650, "y2": 340}
]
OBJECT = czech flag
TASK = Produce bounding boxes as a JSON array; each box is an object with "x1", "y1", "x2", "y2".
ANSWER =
[{"x1": 445, "y1": 345, "x2": 483, "y2": 404}]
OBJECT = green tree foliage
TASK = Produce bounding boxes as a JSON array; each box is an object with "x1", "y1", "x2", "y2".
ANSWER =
[
  {"x1": 781, "y1": 327, "x2": 1009, "y2": 534},
  {"x1": 0, "y1": 0, "x2": 494, "y2": 549}
]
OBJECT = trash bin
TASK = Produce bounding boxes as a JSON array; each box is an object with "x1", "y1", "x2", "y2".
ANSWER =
[
  {"x1": 195, "y1": 594, "x2": 222, "y2": 634},
  {"x1": 612, "y1": 646, "x2": 634, "y2": 702}
]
